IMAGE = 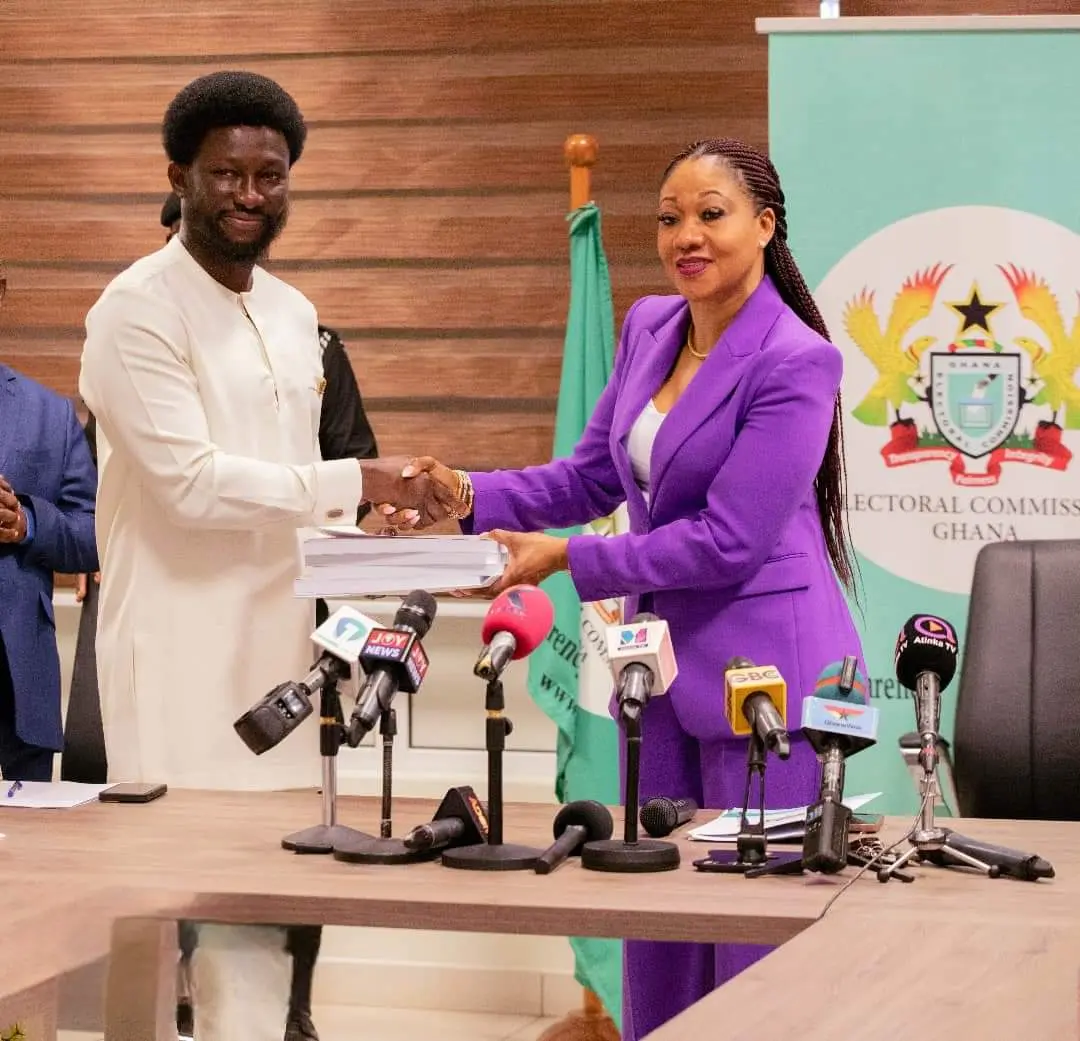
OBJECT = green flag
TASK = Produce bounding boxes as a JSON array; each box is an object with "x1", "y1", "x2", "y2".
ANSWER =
[{"x1": 526, "y1": 202, "x2": 626, "y2": 1028}]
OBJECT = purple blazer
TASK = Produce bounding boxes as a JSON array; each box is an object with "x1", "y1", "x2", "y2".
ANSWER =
[{"x1": 470, "y1": 277, "x2": 864, "y2": 741}]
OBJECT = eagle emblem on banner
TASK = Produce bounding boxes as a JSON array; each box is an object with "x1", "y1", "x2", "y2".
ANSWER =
[{"x1": 843, "y1": 264, "x2": 1079, "y2": 486}]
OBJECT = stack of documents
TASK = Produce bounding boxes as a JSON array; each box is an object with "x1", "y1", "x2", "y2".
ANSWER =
[
  {"x1": 295, "y1": 526, "x2": 509, "y2": 597},
  {"x1": 687, "y1": 793, "x2": 881, "y2": 843}
]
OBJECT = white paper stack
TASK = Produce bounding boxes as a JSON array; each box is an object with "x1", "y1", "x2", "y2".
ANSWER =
[
  {"x1": 294, "y1": 526, "x2": 509, "y2": 597},
  {"x1": 687, "y1": 793, "x2": 881, "y2": 843}
]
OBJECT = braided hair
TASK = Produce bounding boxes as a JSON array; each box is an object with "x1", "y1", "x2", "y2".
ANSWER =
[{"x1": 663, "y1": 138, "x2": 857, "y2": 593}]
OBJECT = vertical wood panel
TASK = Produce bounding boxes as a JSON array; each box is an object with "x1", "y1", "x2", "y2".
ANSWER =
[{"x1": 0, "y1": 0, "x2": 820, "y2": 468}]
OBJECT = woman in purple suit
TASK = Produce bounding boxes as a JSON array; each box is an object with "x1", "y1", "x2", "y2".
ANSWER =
[{"x1": 392, "y1": 138, "x2": 864, "y2": 1039}]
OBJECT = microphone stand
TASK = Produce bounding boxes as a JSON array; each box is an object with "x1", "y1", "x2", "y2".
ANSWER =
[
  {"x1": 742, "y1": 748, "x2": 916, "y2": 882},
  {"x1": 442, "y1": 676, "x2": 543, "y2": 870},
  {"x1": 879, "y1": 671, "x2": 1002, "y2": 882},
  {"x1": 333, "y1": 707, "x2": 437, "y2": 865},
  {"x1": 282, "y1": 674, "x2": 374, "y2": 854},
  {"x1": 701, "y1": 729, "x2": 800, "y2": 874},
  {"x1": 581, "y1": 708, "x2": 680, "y2": 872}
]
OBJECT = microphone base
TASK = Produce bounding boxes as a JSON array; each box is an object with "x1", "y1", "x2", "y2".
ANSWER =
[
  {"x1": 282, "y1": 824, "x2": 375, "y2": 855},
  {"x1": 580, "y1": 838, "x2": 681, "y2": 873},
  {"x1": 698, "y1": 849, "x2": 801, "y2": 875},
  {"x1": 441, "y1": 842, "x2": 542, "y2": 871},
  {"x1": 331, "y1": 835, "x2": 440, "y2": 865}
]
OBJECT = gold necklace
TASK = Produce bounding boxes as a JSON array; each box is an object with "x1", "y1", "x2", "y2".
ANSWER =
[{"x1": 686, "y1": 326, "x2": 710, "y2": 361}]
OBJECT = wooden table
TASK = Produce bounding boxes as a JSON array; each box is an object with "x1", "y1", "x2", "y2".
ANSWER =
[{"x1": 0, "y1": 792, "x2": 1075, "y2": 1039}]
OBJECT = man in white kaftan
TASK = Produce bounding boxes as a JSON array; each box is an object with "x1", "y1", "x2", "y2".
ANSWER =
[
  {"x1": 79, "y1": 71, "x2": 449, "y2": 1041},
  {"x1": 82, "y1": 233, "x2": 359, "y2": 791}
]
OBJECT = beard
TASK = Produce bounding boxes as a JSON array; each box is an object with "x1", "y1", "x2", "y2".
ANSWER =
[{"x1": 189, "y1": 202, "x2": 289, "y2": 263}]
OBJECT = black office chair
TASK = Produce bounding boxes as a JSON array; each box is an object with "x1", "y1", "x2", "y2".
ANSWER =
[{"x1": 900, "y1": 540, "x2": 1080, "y2": 820}]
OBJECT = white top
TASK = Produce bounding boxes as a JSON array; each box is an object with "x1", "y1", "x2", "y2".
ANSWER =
[
  {"x1": 79, "y1": 238, "x2": 365, "y2": 791},
  {"x1": 627, "y1": 400, "x2": 667, "y2": 505}
]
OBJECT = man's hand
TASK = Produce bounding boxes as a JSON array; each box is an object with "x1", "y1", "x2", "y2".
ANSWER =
[
  {"x1": 358, "y1": 456, "x2": 458, "y2": 528},
  {"x1": 0, "y1": 476, "x2": 27, "y2": 544},
  {"x1": 75, "y1": 572, "x2": 101, "y2": 602},
  {"x1": 377, "y1": 456, "x2": 465, "y2": 531}
]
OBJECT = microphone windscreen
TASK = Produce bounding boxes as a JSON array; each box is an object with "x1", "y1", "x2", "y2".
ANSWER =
[
  {"x1": 813, "y1": 661, "x2": 869, "y2": 704},
  {"x1": 894, "y1": 614, "x2": 958, "y2": 691},
  {"x1": 395, "y1": 589, "x2": 438, "y2": 639},
  {"x1": 552, "y1": 800, "x2": 613, "y2": 843},
  {"x1": 480, "y1": 584, "x2": 555, "y2": 659}
]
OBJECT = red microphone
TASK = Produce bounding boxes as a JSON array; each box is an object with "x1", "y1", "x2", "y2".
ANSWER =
[{"x1": 474, "y1": 585, "x2": 555, "y2": 681}]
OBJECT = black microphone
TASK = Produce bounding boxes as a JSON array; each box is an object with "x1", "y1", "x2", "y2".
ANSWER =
[
  {"x1": 403, "y1": 786, "x2": 489, "y2": 852},
  {"x1": 800, "y1": 658, "x2": 879, "y2": 874},
  {"x1": 346, "y1": 590, "x2": 437, "y2": 747},
  {"x1": 932, "y1": 833, "x2": 1055, "y2": 881},
  {"x1": 894, "y1": 614, "x2": 959, "y2": 777},
  {"x1": 639, "y1": 797, "x2": 697, "y2": 838},
  {"x1": 534, "y1": 801, "x2": 613, "y2": 875}
]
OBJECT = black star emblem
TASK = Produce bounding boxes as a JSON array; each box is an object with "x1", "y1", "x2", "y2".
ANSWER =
[{"x1": 946, "y1": 284, "x2": 1004, "y2": 335}]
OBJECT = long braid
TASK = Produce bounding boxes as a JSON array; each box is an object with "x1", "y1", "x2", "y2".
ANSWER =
[{"x1": 664, "y1": 139, "x2": 857, "y2": 594}]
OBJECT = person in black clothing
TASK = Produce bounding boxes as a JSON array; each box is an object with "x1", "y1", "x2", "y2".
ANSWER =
[{"x1": 65, "y1": 192, "x2": 378, "y2": 1041}]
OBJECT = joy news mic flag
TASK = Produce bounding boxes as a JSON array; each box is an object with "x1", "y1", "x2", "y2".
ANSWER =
[
  {"x1": 764, "y1": 18, "x2": 1080, "y2": 811},
  {"x1": 526, "y1": 201, "x2": 625, "y2": 1026}
]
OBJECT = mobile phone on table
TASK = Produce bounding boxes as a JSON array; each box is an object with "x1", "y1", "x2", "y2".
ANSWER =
[
  {"x1": 849, "y1": 812, "x2": 884, "y2": 833},
  {"x1": 99, "y1": 782, "x2": 168, "y2": 804}
]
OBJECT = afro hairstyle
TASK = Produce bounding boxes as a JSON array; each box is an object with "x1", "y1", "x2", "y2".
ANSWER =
[{"x1": 162, "y1": 70, "x2": 307, "y2": 167}]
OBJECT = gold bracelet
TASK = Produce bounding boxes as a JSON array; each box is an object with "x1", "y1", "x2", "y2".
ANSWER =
[{"x1": 446, "y1": 469, "x2": 474, "y2": 521}]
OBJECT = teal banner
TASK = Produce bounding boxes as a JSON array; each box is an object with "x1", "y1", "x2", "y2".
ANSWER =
[{"x1": 768, "y1": 23, "x2": 1080, "y2": 811}]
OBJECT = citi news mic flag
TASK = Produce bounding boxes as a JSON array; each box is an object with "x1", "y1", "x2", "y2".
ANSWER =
[
  {"x1": 528, "y1": 201, "x2": 626, "y2": 1025},
  {"x1": 767, "y1": 19, "x2": 1080, "y2": 810}
]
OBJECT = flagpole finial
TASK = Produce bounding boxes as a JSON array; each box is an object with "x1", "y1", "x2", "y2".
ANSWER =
[{"x1": 564, "y1": 134, "x2": 598, "y2": 209}]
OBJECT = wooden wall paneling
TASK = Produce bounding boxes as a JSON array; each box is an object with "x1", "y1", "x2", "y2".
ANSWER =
[
  {"x1": 0, "y1": 121, "x2": 762, "y2": 198},
  {"x1": 0, "y1": 49, "x2": 762, "y2": 131},
  {"x1": 0, "y1": 194, "x2": 658, "y2": 264},
  {"x1": 0, "y1": 0, "x2": 820, "y2": 474},
  {"x1": 1, "y1": 262, "x2": 661, "y2": 331},
  {"x1": 0, "y1": 334, "x2": 568, "y2": 405},
  {"x1": 0, "y1": 1, "x2": 812, "y2": 61}
]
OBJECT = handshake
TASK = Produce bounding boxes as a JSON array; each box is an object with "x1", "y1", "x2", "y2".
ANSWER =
[{"x1": 359, "y1": 455, "x2": 468, "y2": 530}]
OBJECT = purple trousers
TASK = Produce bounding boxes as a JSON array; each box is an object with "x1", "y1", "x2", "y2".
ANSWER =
[{"x1": 620, "y1": 694, "x2": 820, "y2": 1041}]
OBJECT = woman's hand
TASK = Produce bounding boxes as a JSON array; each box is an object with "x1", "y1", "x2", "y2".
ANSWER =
[
  {"x1": 482, "y1": 530, "x2": 569, "y2": 597},
  {"x1": 377, "y1": 456, "x2": 464, "y2": 530}
]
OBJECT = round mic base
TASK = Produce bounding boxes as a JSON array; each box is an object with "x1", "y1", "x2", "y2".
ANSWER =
[
  {"x1": 581, "y1": 838, "x2": 681, "y2": 873},
  {"x1": 331, "y1": 835, "x2": 439, "y2": 865},
  {"x1": 441, "y1": 842, "x2": 542, "y2": 871},
  {"x1": 282, "y1": 824, "x2": 375, "y2": 855}
]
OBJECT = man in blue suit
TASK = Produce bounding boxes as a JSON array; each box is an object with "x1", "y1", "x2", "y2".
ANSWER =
[{"x1": 0, "y1": 264, "x2": 98, "y2": 780}]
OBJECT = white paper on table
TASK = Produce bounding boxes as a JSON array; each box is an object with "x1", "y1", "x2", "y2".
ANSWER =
[
  {"x1": 687, "y1": 792, "x2": 882, "y2": 842},
  {"x1": 0, "y1": 781, "x2": 111, "y2": 809}
]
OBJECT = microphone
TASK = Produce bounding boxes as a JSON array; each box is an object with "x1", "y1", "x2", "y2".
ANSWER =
[
  {"x1": 933, "y1": 833, "x2": 1055, "y2": 881},
  {"x1": 639, "y1": 796, "x2": 697, "y2": 838},
  {"x1": 894, "y1": 614, "x2": 959, "y2": 776},
  {"x1": 234, "y1": 606, "x2": 377, "y2": 754},
  {"x1": 346, "y1": 591, "x2": 437, "y2": 747},
  {"x1": 474, "y1": 585, "x2": 555, "y2": 681},
  {"x1": 723, "y1": 657, "x2": 790, "y2": 759},
  {"x1": 800, "y1": 656, "x2": 880, "y2": 873},
  {"x1": 403, "y1": 786, "x2": 490, "y2": 852},
  {"x1": 604, "y1": 613, "x2": 678, "y2": 722},
  {"x1": 534, "y1": 801, "x2": 613, "y2": 875}
]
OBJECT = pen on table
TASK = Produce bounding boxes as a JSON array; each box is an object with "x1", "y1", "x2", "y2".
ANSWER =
[{"x1": 6, "y1": 780, "x2": 22, "y2": 798}]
